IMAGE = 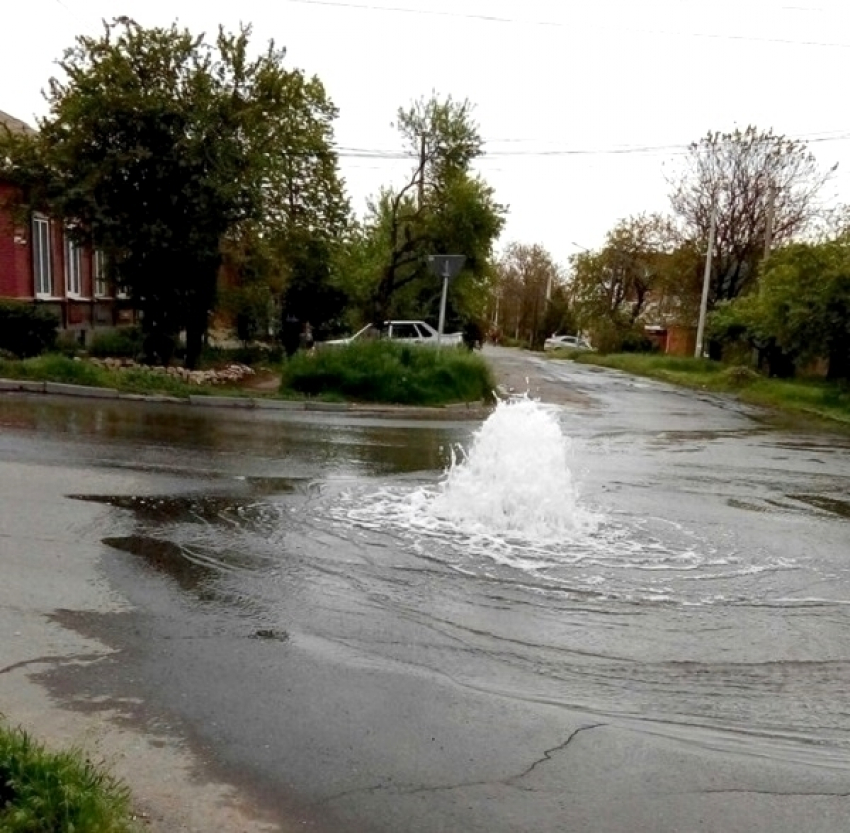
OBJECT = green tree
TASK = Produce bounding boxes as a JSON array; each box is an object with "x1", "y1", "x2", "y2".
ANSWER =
[
  {"x1": 492, "y1": 243, "x2": 565, "y2": 349},
  {"x1": 729, "y1": 240, "x2": 850, "y2": 380},
  {"x1": 669, "y1": 126, "x2": 835, "y2": 307},
  {"x1": 0, "y1": 18, "x2": 346, "y2": 367},
  {"x1": 569, "y1": 214, "x2": 676, "y2": 342},
  {"x1": 361, "y1": 95, "x2": 505, "y2": 327}
]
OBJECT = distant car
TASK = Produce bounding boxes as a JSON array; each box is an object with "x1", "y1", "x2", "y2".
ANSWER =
[
  {"x1": 322, "y1": 320, "x2": 464, "y2": 348},
  {"x1": 543, "y1": 334, "x2": 593, "y2": 352}
]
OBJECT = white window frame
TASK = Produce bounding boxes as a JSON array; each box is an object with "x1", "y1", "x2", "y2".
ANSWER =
[
  {"x1": 64, "y1": 231, "x2": 83, "y2": 298},
  {"x1": 93, "y1": 249, "x2": 108, "y2": 297},
  {"x1": 32, "y1": 214, "x2": 54, "y2": 298}
]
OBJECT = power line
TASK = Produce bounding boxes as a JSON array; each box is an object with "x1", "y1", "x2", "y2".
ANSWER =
[
  {"x1": 282, "y1": 0, "x2": 850, "y2": 49},
  {"x1": 332, "y1": 130, "x2": 850, "y2": 161}
]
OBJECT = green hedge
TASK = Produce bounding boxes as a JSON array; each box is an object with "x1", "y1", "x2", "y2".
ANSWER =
[
  {"x1": 88, "y1": 326, "x2": 144, "y2": 359},
  {"x1": 0, "y1": 302, "x2": 59, "y2": 358},
  {"x1": 281, "y1": 340, "x2": 495, "y2": 405}
]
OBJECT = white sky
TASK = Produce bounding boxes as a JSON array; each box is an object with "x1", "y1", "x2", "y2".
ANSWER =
[{"x1": 4, "y1": 0, "x2": 850, "y2": 264}]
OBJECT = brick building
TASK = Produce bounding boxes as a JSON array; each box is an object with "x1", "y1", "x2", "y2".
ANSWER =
[{"x1": 0, "y1": 108, "x2": 133, "y2": 344}]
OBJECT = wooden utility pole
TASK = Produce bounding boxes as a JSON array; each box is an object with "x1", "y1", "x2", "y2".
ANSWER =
[
  {"x1": 418, "y1": 133, "x2": 426, "y2": 208},
  {"x1": 695, "y1": 202, "x2": 717, "y2": 358}
]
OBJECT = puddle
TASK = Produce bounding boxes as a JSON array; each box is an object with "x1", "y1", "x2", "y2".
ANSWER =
[
  {"x1": 102, "y1": 535, "x2": 214, "y2": 592},
  {"x1": 789, "y1": 494, "x2": 850, "y2": 519}
]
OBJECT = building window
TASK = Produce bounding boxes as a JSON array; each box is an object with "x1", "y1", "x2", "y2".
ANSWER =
[
  {"x1": 94, "y1": 250, "x2": 107, "y2": 297},
  {"x1": 32, "y1": 215, "x2": 53, "y2": 297},
  {"x1": 65, "y1": 232, "x2": 82, "y2": 297}
]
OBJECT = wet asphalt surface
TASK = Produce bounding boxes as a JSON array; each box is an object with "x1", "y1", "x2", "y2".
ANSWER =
[{"x1": 2, "y1": 353, "x2": 850, "y2": 832}]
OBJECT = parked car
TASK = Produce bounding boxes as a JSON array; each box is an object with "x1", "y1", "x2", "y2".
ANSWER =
[
  {"x1": 323, "y1": 320, "x2": 464, "y2": 348},
  {"x1": 543, "y1": 334, "x2": 593, "y2": 352}
]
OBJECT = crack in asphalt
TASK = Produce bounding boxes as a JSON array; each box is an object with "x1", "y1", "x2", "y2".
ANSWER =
[
  {"x1": 508, "y1": 723, "x2": 606, "y2": 782},
  {"x1": 316, "y1": 722, "x2": 606, "y2": 806}
]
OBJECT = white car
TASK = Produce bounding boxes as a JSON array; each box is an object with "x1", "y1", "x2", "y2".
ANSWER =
[
  {"x1": 543, "y1": 334, "x2": 593, "y2": 352},
  {"x1": 323, "y1": 320, "x2": 464, "y2": 348}
]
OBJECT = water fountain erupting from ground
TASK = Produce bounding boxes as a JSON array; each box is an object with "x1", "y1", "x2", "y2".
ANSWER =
[{"x1": 428, "y1": 397, "x2": 596, "y2": 542}]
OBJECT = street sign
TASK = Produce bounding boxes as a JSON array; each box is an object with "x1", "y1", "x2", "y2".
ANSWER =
[
  {"x1": 428, "y1": 255, "x2": 466, "y2": 347},
  {"x1": 428, "y1": 254, "x2": 466, "y2": 280}
]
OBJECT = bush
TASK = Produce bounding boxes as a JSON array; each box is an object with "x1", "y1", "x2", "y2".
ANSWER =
[
  {"x1": 0, "y1": 725, "x2": 136, "y2": 833},
  {"x1": 0, "y1": 301, "x2": 59, "y2": 358},
  {"x1": 281, "y1": 340, "x2": 494, "y2": 405},
  {"x1": 720, "y1": 365, "x2": 762, "y2": 388},
  {"x1": 89, "y1": 326, "x2": 143, "y2": 359}
]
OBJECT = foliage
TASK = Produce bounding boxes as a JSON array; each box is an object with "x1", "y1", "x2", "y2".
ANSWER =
[
  {"x1": 588, "y1": 319, "x2": 656, "y2": 354},
  {"x1": 668, "y1": 126, "x2": 835, "y2": 305},
  {"x1": 709, "y1": 240, "x2": 850, "y2": 380},
  {"x1": 88, "y1": 326, "x2": 143, "y2": 358},
  {"x1": 575, "y1": 351, "x2": 850, "y2": 424},
  {"x1": 347, "y1": 95, "x2": 505, "y2": 328},
  {"x1": 0, "y1": 354, "x2": 221, "y2": 396},
  {"x1": 280, "y1": 340, "x2": 494, "y2": 405},
  {"x1": 569, "y1": 214, "x2": 682, "y2": 342},
  {"x1": 278, "y1": 229, "x2": 348, "y2": 341},
  {"x1": 0, "y1": 19, "x2": 346, "y2": 368},
  {"x1": 754, "y1": 241, "x2": 850, "y2": 380},
  {"x1": 0, "y1": 724, "x2": 137, "y2": 833},
  {"x1": 492, "y1": 243, "x2": 566, "y2": 349},
  {"x1": 0, "y1": 302, "x2": 59, "y2": 358}
]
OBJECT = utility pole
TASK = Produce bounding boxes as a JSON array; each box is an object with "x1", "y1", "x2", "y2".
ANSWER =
[
  {"x1": 417, "y1": 133, "x2": 426, "y2": 208},
  {"x1": 695, "y1": 202, "x2": 717, "y2": 359},
  {"x1": 763, "y1": 183, "x2": 776, "y2": 260}
]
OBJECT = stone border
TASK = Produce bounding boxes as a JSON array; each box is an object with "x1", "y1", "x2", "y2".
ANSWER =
[{"x1": 0, "y1": 377, "x2": 491, "y2": 420}]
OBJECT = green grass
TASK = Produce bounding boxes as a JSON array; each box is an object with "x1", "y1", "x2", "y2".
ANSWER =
[
  {"x1": 0, "y1": 725, "x2": 138, "y2": 833},
  {"x1": 281, "y1": 341, "x2": 495, "y2": 405},
  {"x1": 573, "y1": 352, "x2": 850, "y2": 425},
  {"x1": 0, "y1": 355, "x2": 221, "y2": 398}
]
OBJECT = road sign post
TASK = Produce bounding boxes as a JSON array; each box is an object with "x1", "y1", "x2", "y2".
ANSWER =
[{"x1": 428, "y1": 255, "x2": 466, "y2": 347}]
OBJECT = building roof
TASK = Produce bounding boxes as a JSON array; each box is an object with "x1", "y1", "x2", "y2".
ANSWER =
[{"x1": 0, "y1": 109, "x2": 35, "y2": 136}]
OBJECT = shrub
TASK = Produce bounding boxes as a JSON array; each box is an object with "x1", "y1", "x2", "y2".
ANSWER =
[
  {"x1": 281, "y1": 340, "x2": 494, "y2": 405},
  {"x1": 89, "y1": 326, "x2": 143, "y2": 358},
  {"x1": 720, "y1": 365, "x2": 762, "y2": 388},
  {"x1": 0, "y1": 725, "x2": 136, "y2": 833},
  {"x1": 0, "y1": 301, "x2": 59, "y2": 357}
]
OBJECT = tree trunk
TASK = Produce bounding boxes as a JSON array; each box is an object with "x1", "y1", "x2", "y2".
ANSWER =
[
  {"x1": 185, "y1": 305, "x2": 207, "y2": 370},
  {"x1": 827, "y1": 339, "x2": 850, "y2": 382}
]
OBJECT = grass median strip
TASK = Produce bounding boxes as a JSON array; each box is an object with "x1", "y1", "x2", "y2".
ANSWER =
[
  {"x1": 574, "y1": 353, "x2": 850, "y2": 424},
  {"x1": 0, "y1": 724, "x2": 138, "y2": 832}
]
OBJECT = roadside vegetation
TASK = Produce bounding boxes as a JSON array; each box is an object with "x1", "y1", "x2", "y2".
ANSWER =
[
  {"x1": 281, "y1": 341, "x2": 494, "y2": 405},
  {"x1": 0, "y1": 342, "x2": 494, "y2": 408},
  {"x1": 0, "y1": 724, "x2": 138, "y2": 833},
  {"x1": 0, "y1": 354, "x2": 223, "y2": 398},
  {"x1": 575, "y1": 353, "x2": 850, "y2": 425}
]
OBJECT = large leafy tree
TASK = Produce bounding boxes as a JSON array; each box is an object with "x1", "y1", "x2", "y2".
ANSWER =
[
  {"x1": 351, "y1": 95, "x2": 505, "y2": 328},
  {"x1": 714, "y1": 240, "x2": 850, "y2": 380},
  {"x1": 492, "y1": 243, "x2": 567, "y2": 349},
  {"x1": 570, "y1": 214, "x2": 677, "y2": 333},
  {"x1": 0, "y1": 18, "x2": 346, "y2": 366},
  {"x1": 669, "y1": 126, "x2": 835, "y2": 307}
]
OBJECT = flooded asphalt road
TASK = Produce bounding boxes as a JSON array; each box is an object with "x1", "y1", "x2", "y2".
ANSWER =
[{"x1": 2, "y1": 354, "x2": 850, "y2": 832}]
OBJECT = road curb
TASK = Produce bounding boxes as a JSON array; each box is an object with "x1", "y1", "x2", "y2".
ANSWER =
[
  {"x1": 0, "y1": 377, "x2": 490, "y2": 420},
  {"x1": 188, "y1": 394, "x2": 255, "y2": 409},
  {"x1": 44, "y1": 382, "x2": 119, "y2": 399},
  {"x1": 0, "y1": 379, "x2": 46, "y2": 393}
]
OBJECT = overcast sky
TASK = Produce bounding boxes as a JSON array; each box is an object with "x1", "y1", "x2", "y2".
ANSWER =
[{"x1": 4, "y1": 0, "x2": 849, "y2": 264}]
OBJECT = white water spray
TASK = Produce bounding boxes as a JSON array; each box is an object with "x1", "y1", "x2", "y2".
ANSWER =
[
  {"x1": 339, "y1": 398, "x2": 599, "y2": 559},
  {"x1": 427, "y1": 397, "x2": 595, "y2": 541}
]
